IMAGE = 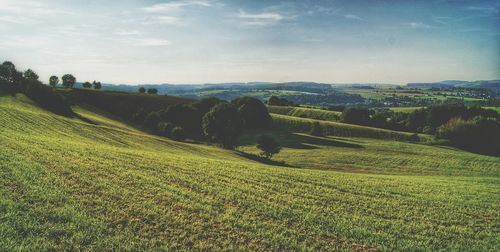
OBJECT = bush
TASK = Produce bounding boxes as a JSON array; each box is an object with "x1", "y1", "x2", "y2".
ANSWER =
[
  {"x1": 256, "y1": 135, "x2": 281, "y2": 159},
  {"x1": 436, "y1": 116, "x2": 500, "y2": 155},
  {"x1": 310, "y1": 122, "x2": 324, "y2": 137},
  {"x1": 171, "y1": 127, "x2": 186, "y2": 141},
  {"x1": 202, "y1": 103, "x2": 244, "y2": 149}
]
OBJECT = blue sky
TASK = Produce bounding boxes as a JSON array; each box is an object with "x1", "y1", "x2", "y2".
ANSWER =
[{"x1": 0, "y1": 0, "x2": 498, "y2": 84}]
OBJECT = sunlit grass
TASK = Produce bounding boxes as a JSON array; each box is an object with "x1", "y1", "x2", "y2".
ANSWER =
[{"x1": 1, "y1": 94, "x2": 499, "y2": 250}]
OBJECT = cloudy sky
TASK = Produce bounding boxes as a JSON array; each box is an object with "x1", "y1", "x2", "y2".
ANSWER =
[{"x1": 0, "y1": 0, "x2": 498, "y2": 84}]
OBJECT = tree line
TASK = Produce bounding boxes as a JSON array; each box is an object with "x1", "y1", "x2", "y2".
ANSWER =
[
  {"x1": 136, "y1": 96, "x2": 273, "y2": 150},
  {"x1": 0, "y1": 61, "x2": 73, "y2": 116}
]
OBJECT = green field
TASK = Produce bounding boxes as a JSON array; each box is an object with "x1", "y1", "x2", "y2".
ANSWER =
[
  {"x1": 484, "y1": 107, "x2": 500, "y2": 113},
  {"x1": 388, "y1": 107, "x2": 422, "y2": 113},
  {"x1": 1, "y1": 94, "x2": 499, "y2": 250},
  {"x1": 267, "y1": 106, "x2": 341, "y2": 121},
  {"x1": 271, "y1": 113, "x2": 426, "y2": 141}
]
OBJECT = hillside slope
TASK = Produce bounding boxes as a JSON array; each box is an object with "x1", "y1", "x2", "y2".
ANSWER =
[{"x1": 1, "y1": 94, "x2": 499, "y2": 251}]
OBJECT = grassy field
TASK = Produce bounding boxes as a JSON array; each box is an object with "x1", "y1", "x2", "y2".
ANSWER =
[
  {"x1": 1, "y1": 94, "x2": 499, "y2": 250},
  {"x1": 388, "y1": 107, "x2": 422, "y2": 113},
  {"x1": 270, "y1": 113, "x2": 426, "y2": 141},
  {"x1": 267, "y1": 106, "x2": 341, "y2": 121},
  {"x1": 484, "y1": 107, "x2": 500, "y2": 113}
]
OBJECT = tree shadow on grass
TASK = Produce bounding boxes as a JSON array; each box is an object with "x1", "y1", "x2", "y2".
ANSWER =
[
  {"x1": 282, "y1": 133, "x2": 363, "y2": 149},
  {"x1": 74, "y1": 113, "x2": 99, "y2": 125},
  {"x1": 235, "y1": 151, "x2": 295, "y2": 168}
]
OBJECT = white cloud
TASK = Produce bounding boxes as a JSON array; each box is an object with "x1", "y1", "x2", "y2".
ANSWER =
[
  {"x1": 403, "y1": 22, "x2": 435, "y2": 29},
  {"x1": 344, "y1": 14, "x2": 362, "y2": 20},
  {"x1": 0, "y1": 0, "x2": 73, "y2": 24},
  {"x1": 140, "y1": 16, "x2": 184, "y2": 25},
  {"x1": 237, "y1": 10, "x2": 285, "y2": 26},
  {"x1": 114, "y1": 30, "x2": 141, "y2": 36},
  {"x1": 128, "y1": 38, "x2": 171, "y2": 47},
  {"x1": 142, "y1": 0, "x2": 212, "y2": 13}
]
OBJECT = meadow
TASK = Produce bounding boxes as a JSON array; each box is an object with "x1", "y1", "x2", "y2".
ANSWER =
[
  {"x1": 267, "y1": 105, "x2": 341, "y2": 121},
  {"x1": 1, "y1": 94, "x2": 499, "y2": 251}
]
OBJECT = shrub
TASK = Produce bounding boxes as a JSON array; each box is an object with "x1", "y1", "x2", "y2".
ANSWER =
[
  {"x1": 171, "y1": 127, "x2": 186, "y2": 141},
  {"x1": 256, "y1": 135, "x2": 281, "y2": 159},
  {"x1": 436, "y1": 116, "x2": 500, "y2": 155}
]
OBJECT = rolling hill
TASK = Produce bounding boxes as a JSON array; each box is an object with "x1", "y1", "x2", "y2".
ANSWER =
[{"x1": 1, "y1": 93, "x2": 499, "y2": 250}]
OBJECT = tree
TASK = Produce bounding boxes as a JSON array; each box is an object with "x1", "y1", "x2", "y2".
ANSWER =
[
  {"x1": 93, "y1": 81, "x2": 102, "y2": 89},
  {"x1": 144, "y1": 112, "x2": 161, "y2": 130},
  {"x1": 61, "y1": 74, "x2": 76, "y2": 89},
  {"x1": 82, "y1": 81, "x2": 92, "y2": 88},
  {"x1": 310, "y1": 122, "x2": 324, "y2": 136},
  {"x1": 157, "y1": 122, "x2": 174, "y2": 137},
  {"x1": 232, "y1": 97, "x2": 272, "y2": 129},
  {"x1": 256, "y1": 135, "x2": 281, "y2": 159},
  {"x1": 0, "y1": 61, "x2": 20, "y2": 92},
  {"x1": 23, "y1": 69, "x2": 39, "y2": 81},
  {"x1": 341, "y1": 107, "x2": 371, "y2": 125},
  {"x1": 139, "y1": 87, "x2": 146, "y2": 93},
  {"x1": 147, "y1": 88, "x2": 158, "y2": 95},
  {"x1": 202, "y1": 103, "x2": 244, "y2": 149},
  {"x1": 267, "y1": 96, "x2": 294, "y2": 106},
  {"x1": 49, "y1": 76, "x2": 59, "y2": 87},
  {"x1": 171, "y1": 126, "x2": 186, "y2": 141}
]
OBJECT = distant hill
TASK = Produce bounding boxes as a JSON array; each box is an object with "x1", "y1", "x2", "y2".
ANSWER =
[{"x1": 407, "y1": 80, "x2": 500, "y2": 92}]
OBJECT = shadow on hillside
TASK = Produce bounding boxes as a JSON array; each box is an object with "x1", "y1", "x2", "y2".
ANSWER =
[
  {"x1": 74, "y1": 113, "x2": 99, "y2": 125},
  {"x1": 235, "y1": 151, "x2": 294, "y2": 167}
]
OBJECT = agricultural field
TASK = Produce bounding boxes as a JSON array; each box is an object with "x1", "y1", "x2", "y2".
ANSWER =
[
  {"x1": 270, "y1": 113, "x2": 424, "y2": 141},
  {"x1": 267, "y1": 105, "x2": 341, "y2": 121},
  {"x1": 388, "y1": 107, "x2": 422, "y2": 113},
  {"x1": 1, "y1": 94, "x2": 499, "y2": 250}
]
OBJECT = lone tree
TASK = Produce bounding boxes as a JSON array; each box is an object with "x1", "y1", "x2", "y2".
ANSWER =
[
  {"x1": 139, "y1": 87, "x2": 146, "y2": 93},
  {"x1": 147, "y1": 88, "x2": 158, "y2": 95},
  {"x1": 310, "y1": 121, "x2": 324, "y2": 137},
  {"x1": 256, "y1": 135, "x2": 281, "y2": 159},
  {"x1": 23, "y1": 69, "x2": 39, "y2": 81},
  {"x1": 93, "y1": 80, "x2": 102, "y2": 89},
  {"x1": 202, "y1": 103, "x2": 244, "y2": 149},
  {"x1": 61, "y1": 74, "x2": 76, "y2": 88},
  {"x1": 82, "y1": 81, "x2": 92, "y2": 88},
  {"x1": 49, "y1": 76, "x2": 59, "y2": 87}
]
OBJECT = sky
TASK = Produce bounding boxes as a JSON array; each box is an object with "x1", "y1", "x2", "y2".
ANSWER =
[{"x1": 0, "y1": 0, "x2": 498, "y2": 84}]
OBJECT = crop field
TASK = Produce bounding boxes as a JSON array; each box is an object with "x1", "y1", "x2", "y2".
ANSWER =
[
  {"x1": 267, "y1": 106, "x2": 341, "y2": 121},
  {"x1": 270, "y1": 113, "x2": 425, "y2": 141},
  {"x1": 388, "y1": 107, "x2": 422, "y2": 113},
  {"x1": 1, "y1": 94, "x2": 499, "y2": 251}
]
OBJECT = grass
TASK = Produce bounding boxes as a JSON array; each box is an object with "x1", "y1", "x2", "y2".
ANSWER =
[
  {"x1": 268, "y1": 106, "x2": 341, "y2": 121},
  {"x1": 484, "y1": 107, "x2": 500, "y2": 113},
  {"x1": 388, "y1": 107, "x2": 422, "y2": 113},
  {"x1": 1, "y1": 94, "x2": 499, "y2": 250},
  {"x1": 271, "y1": 113, "x2": 426, "y2": 141}
]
